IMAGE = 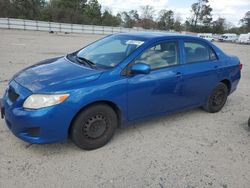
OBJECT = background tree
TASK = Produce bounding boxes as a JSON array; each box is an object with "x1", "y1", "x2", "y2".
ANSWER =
[
  {"x1": 0, "y1": 0, "x2": 12, "y2": 18},
  {"x1": 140, "y1": 5, "x2": 155, "y2": 29},
  {"x1": 190, "y1": 0, "x2": 212, "y2": 31},
  {"x1": 115, "y1": 13, "x2": 122, "y2": 26},
  {"x1": 84, "y1": 0, "x2": 102, "y2": 25},
  {"x1": 240, "y1": 11, "x2": 250, "y2": 32},
  {"x1": 184, "y1": 20, "x2": 191, "y2": 31},
  {"x1": 173, "y1": 13, "x2": 183, "y2": 31},
  {"x1": 157, "y1": 10, "x2": 175, "y2": 30},
  {"x1": 41, "y1": 0, "x2": 87, "y2": 23},
  {"x1": 212, "y1": 17, "x2": 226, "y2": 34},
  {"x1": 121, "y1": 10, "x2": 139, "y2": 28},
  {"x1": 0, "y1": 0, "x2": 247, "y2": 33},
  {"x1": 3, "y1": 0, "x2": 46, "y2": 20},
  {"x1": 101, "y1": 10, "x2": 120, "y2": 26}
]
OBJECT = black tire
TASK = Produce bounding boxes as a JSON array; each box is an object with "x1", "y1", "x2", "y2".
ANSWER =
[
  {"x1": 203, "y1": 82, "x2": 228, "y2": 113},
  {"x1": 70, "y1": 104, "x2": 118, "y2": 150}
]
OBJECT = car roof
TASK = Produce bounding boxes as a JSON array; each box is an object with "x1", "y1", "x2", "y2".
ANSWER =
[
  {"x1": 115, "y1": 32, "x2": 200, "y2": 41},
  {"x1": 114, "y1": 32, "x2": 226, "y2": 58}
]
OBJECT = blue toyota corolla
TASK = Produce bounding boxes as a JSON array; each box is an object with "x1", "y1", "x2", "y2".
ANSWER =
[{"x1": 0, "y1": 32, "x2": 241, "y2": 150}]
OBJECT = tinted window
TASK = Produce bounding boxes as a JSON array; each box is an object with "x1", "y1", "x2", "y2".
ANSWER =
[
  {"x1": 135, "y1": 41, "x2": 179, "y2": 69},
  {"x1": 184, "y1": 42, "x2": 217, "y2": 63}
]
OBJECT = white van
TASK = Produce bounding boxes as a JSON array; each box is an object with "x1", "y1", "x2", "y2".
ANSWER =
[
  {"x1": 237, "y1": 33, "x2": 250, "y2": 44},
  {"x1": 197, "y1": 33, "x2": 214, "y2": 42},
  {"x1": 219, "y1": 33, "x2": 238, "y2": 42}
]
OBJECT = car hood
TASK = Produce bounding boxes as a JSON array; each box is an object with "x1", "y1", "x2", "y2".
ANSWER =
[{"x1": 14, "y1": 57, "x2": 103, "y2": 92}]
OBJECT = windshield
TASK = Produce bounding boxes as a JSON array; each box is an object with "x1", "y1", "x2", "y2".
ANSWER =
[{"x1": 76, "y1": 35, "x2": 145, "y2": 68}]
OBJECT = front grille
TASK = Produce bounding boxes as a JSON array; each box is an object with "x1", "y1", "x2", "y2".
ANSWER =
[{"x1": 8, "y1": 87, "x2": 19, "y2": 103}]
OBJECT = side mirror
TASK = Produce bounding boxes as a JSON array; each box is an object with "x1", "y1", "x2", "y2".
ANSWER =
[{"x1": 131, "y1": 63, "x2": 151, "y2": 74}]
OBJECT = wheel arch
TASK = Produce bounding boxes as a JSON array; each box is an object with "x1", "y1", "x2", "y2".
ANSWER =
[{"x1": 220, "y1": 79, "x2": 231, "y2": 94}]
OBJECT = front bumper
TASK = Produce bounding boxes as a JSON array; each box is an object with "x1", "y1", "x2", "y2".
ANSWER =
[{"x1": 1, "y1": 80, "x2": 73, "y2": 144}]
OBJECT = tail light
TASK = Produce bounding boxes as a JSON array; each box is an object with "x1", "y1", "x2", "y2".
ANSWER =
[{"x1": 239, "y1": 63, "x2": 243, "y2": 70}]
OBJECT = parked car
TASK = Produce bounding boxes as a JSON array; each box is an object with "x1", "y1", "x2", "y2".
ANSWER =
[
  {"x1": 213, "y1": 34, "x2": 222, "y2": 41},
  {"x1": 197, "y1": 33, "x2": 214, "y2": 42},
  {"x1": 219, "y1": 33, "x2": 238, "y2": 42},
  {"x1": 0, "y1": 33, "x2": 242, "y2": 150},
  {"x1": 237, "y1": 33, "x2": 250, "y2": 44}
]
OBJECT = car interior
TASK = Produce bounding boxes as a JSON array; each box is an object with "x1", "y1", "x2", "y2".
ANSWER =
[
  {"x1": 135, "y1": 42, "x2": 179, "y2": 69},
  {"x1": 184, "y1": 42, "x2": 212, "y2": 63}
]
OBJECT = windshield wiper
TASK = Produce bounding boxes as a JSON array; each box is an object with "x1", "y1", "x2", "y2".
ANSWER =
[{"x1": 76, "y1": 55, "x2": 96, "y2": 68}]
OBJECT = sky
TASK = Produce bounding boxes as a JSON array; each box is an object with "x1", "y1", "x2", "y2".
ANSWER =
[{"x1": 98, "y1": 0, "x2": 250, "y2": 26}]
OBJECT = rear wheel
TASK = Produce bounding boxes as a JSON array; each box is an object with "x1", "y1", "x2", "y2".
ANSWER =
[
  {"x1": 70, "y1": 104, "x2": 118, "y2": 150},
  {"x1": 203, "y1": 83, "x2": 228, "y2": 113}
]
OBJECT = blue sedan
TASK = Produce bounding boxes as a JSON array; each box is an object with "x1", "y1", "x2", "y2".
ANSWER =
[{"x1": 0, "y1": 32, "x2": 241, "y2": 150}]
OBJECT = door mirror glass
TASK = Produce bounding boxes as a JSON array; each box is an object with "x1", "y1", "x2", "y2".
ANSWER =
[{"x1": 131, "y1": 63, "x2": 151, "y2": 74}]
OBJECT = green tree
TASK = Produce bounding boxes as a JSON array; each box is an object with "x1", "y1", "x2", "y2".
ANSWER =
[
  {"x1": 102, "y1": 10, "x2": 120, "y2": 26},
  {"x1": 240, "y1": 11, "x2": 250, "y2": 32},
  {"x1": 41, "y1": 0, "x2": 87, "y2": 23},
  {"x1": 158, "y1": 10, "x2": 174, "y2": 30},
  {"x1": 184, "y1": 20, "x2": 191, "y2": 31},
  {"x1": 0, "y1": 0, "x2": 12, "y2": 17},
  {"x1": 56, "y1": 0, "x2": 86, "y2": 9},
  {"x1": 115, "y1": 13, "x2": 122, "y2": 26},
  {"x1": 212, "y1": 17, "x2": 226, "y2": 34},
  {"x1": 84, "y1": 0, "x2": 102, "y2": 25},
  {"x1": 121, "y1": 10, "x2": 139, "y2": 28},
  {"x1": 9, "y1": 0, "x2": 46, "y2": 19},
  {"x1": 173, "y1": 14, "x2": 183, "y2": 31},
  {"x1": 190, "y1": 0, "x2": 212, "y2": 30}
]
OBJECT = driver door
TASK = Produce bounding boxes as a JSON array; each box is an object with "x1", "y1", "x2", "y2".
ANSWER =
[{"x1": 127, "y1": 40, "x2": 186, "y2": 121}]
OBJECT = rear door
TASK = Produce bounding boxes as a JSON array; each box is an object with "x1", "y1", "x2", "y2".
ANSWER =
[{"x1": 181, "y1": 40, "x2": 219, "y2": 107}]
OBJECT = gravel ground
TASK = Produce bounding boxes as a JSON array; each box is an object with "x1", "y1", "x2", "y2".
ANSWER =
[{"x1": 0, "y1": 29, "x2": 250, "y2": 188}]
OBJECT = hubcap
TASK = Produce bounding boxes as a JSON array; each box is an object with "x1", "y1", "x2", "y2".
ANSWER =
[
  {"x1": 212, "y1": 89, "x2": 226, "y2": 106},
  {"x1": 82, "y1": 114, "x2": 108, "y2": 139}
]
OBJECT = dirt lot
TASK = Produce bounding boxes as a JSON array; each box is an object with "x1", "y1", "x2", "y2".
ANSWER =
[{"x1": 0, "y1": 29, "x2": 250, "y2": 188}]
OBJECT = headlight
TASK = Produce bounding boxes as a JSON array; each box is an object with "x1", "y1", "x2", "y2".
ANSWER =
[{"x1": 23, "y1": 94, "x2": 69, "y2": 109}]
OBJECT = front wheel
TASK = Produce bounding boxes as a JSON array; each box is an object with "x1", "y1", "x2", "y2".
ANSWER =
[
  {"x1": 203, "y1": 83, "x2": 228, "y2": 113},
  {"x1": 70, "y1": 104, "x2": 118, "y2": 150}
]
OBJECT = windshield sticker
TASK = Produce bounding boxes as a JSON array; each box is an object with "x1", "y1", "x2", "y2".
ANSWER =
[{"x1": 126, "y1": 40, "x2": 144, "y2": 46}]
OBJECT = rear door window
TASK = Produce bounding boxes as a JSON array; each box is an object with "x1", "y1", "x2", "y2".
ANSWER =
[{"x1": 184, "y1": 42, "x2": 217, "y2": 63}]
